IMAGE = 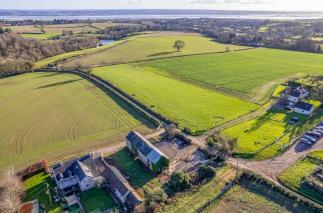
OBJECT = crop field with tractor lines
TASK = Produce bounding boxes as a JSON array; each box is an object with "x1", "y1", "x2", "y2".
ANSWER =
[{"x1": 0, "y1": 72, "x2": 154, "y2": 171}]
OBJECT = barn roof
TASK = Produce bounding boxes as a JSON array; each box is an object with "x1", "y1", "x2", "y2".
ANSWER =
[
  {"x1": 295, "y1": 102, "x2": 314, "y2": 111},
  {"x1": 126, "y1": 131, "x2": 168, "y2": 162}
]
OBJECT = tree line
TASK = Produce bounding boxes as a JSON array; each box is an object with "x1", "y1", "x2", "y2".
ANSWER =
[{"x1": 0, "y1": 30, "x2": 98, "y2": 76}]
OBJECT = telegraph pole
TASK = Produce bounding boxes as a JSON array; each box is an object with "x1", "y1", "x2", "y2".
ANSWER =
[{"x1": 45, "y1": 183, "x2": 52, "y2": 206}]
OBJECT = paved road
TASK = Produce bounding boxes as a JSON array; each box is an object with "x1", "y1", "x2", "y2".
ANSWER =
[{"x1": 228, "y1": 138, "x2": 323, "y2": 184}]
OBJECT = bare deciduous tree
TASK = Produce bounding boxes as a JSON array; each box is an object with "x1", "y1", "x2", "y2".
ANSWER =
[{"x1": 0, "y1": 168, "x2": 23, "y2": 213}]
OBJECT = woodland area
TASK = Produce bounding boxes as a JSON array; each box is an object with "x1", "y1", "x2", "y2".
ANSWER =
[{"x1": 0, "y1": 30, "x2": 98, "y2": 76}]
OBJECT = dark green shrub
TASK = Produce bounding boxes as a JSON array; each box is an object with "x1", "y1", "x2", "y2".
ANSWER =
[{"x1": 169, "y1": 171, "x2": 191, "y2": 192}]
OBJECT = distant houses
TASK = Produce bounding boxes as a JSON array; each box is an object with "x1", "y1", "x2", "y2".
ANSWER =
[
  {"x1": 126, "y1": 131, "x2": 169, "y2": 173},
  {"x1": 50, "y1": 152, "x2": 142, "y2": 209},
  {"x1": 280, "y1": 85, "x2": 315, "y2": 115},
  {"x1": 281, "y1": 86, "x2": 309, "y2": 104}
]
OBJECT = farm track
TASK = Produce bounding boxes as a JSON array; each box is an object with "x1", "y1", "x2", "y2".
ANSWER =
[
  {"x1": 199, "y1": 99, "x2": 275, "y2": 140},
  {"x1": 228, "y1": 138, "x2": 323, "y2": 184},
  {"x1": 76, "y1": 78, "x2": 134, "y2": 128}
]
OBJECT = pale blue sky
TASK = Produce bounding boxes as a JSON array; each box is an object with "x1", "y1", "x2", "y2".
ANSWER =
[{"x1": 1, "y1": 0, "x2": 323, "y2": 11}]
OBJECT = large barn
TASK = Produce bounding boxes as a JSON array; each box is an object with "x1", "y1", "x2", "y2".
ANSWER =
[{"x1": 126, "y1": 131, "x2": 169, "y2": 173}]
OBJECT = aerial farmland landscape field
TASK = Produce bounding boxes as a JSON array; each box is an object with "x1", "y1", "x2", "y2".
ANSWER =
[
  {"x1": 0, "y1": 5, "x2": 323, "y2": 213},
  {"x1": 0, "y1": 72, "x2": 154, "y2": 170}
]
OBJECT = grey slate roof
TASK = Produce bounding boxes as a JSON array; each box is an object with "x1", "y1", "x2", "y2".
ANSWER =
[
  {"x1": 102, "y1": 161, "x2": 142, "y2": 206},
  {"x1": 295, "y1": 102, "x2": 314, "y2": 111},
  {"x1": 126, "y1": 131, "x2": 168, "y2": 162},
  {"x1": 52, "y1": 153, "x2": 104, "y2": 184},
  {"x1": 74, "y1": 161, "x2": 93, "y2": 181},
  {"x1": 290, "y1": 90, "x2": 301, "y2": 98}
]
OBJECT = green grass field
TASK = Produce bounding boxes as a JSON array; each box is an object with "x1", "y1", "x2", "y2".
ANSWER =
[
  {"x1": 223, "y1": 109, "x2": 323, "y2": 160},
  {"x1": 21, "y1": 32, "x2": 61, "y2": 39},
  {"x1": 80, "y1": 188, "x2": 117, "y2": 212},
  {"x1": 204, "y1": 179, "x2": 312, "y2": 213},
  {"x1": 139, "y1": 48, "x2": 323, "y2": 102},
  {"x1": 93, "y1": 65, "x2": 258, "y2": 134},
  {"x1": 24, "y1": 172, "x2": 61, "y2": 213},
  {"x1": 163, "y1": 166, "x2": 236, "y2": 213},
  {"x1": 0, "y1": 72, "x2": 153, "y2": 171},
  {"x1": 62, "y1": 32, "x2": 246, "y2": 68},
  {"x1": 33, "y1": 39, "x2": 128, "y2": 69},
  {"x1": 278, "y1": 150, "x2": 323, "y2": 204}
]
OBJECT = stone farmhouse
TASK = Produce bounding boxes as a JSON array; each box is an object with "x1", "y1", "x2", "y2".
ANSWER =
[
  {"x1": 126, "y1": 131, "x2": 170, "y2": 173},
  {"x1": 50, "y1": 152, "x2": 142, "y2": 209}
]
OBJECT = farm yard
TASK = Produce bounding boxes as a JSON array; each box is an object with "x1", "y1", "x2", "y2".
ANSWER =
[
  {"x1": 93, "y1": 65, "x2": 258, "y2": 134},
  {"x1": 61, "y1": 32, "x2": 247, "y2": 68},
  {"x1": 278, "y1": 150, "x2": 323, "y2": 204},
  {"x1": 0, "y1": 72, "x2": 154, "y2": 171}
]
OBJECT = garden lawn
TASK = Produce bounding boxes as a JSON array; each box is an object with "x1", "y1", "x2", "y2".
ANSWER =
[
  {"x1": 0, "y1": 72, "x2": 153, "y2": 171},
  {"x1": 142, "y1": 48, "x2": 323, "y2": 101},
  {"x1": 204, "y1": 179, "x2": 312, "y2": 213},
  {"x1": 62, "y1": 32, "x2": 246, "y2": 68},
  {"x1": 93, "y1": 65, "x2": 258, "y2": 134},
  {"x1": 80, "y1": 188, "x2": 116, "y2": 212},
  {"x1": 109, "y1": 148, "x2": 154, "y2": 188},
  {"x1": 223, "y1": 109, "x2": 322, "y2": 160},
  {"x1": 24, "y1": 172, "x2": 61, "y2": 213},
  {"x1": 278, "y1": 150, "x2": 323, "y2": 204}
]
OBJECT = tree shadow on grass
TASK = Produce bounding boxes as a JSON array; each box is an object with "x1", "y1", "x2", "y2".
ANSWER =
[
  {"x1": 34, "y1": 72, "x2": 62, "y2": 78},
  {"x1": 147, "y1": 51, "x2": 176, "y2": 57},
  {"x1": 24, "y1": 173, "x2": 59, "y2": 211},
  {"x1": 36, "y1": 79, "x2": 82, "y2": 89}
]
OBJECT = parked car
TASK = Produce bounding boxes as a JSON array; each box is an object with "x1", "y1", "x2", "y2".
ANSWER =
[
  {"x1": 314, "y1": 129, "x2": 323, "y2": 135},
  {"x1": 300, "y1": 138, "x2": 313, "y2": 145},
  {"x1": 303, "y1": 134, "x2": 317, "y2": 143},
  {"x1": 308, "y1": 131, "x2": 322, "y2": 138},
  {"x1": 289, "y1": 117, "x2": 299, "y2": 124},
  {"x1": 306, "y1": 132, "x2": 321, "y2": 139},
  {"x1": 316, "y1": 126, "x2": 323, "y2": 131}
]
